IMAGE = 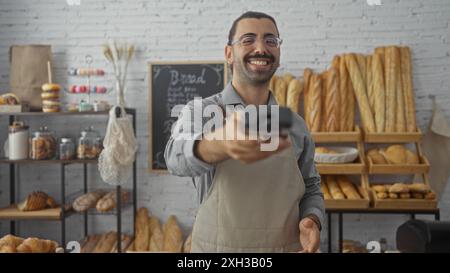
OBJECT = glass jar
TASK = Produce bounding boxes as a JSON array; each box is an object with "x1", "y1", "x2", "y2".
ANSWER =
[
  {"x1": 8, "y1": 121, "x2": 29, "y2": 160},
  {"x1": 59, "y1": 138, "x2": 75, "y2": 160},
  {"x1": 31, "y1": 126, "x2": 57, "y2": 160},
  {"x1": 77, "y1": 126, "x2": 100, "y2": 159}
]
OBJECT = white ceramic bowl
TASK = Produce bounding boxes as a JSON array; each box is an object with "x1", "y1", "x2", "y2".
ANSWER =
[{"x1": 314, "y1": 146, "x2": 359, "y2": 163}]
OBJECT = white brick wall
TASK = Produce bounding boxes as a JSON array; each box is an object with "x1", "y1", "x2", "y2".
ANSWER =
[{"x1": 0, "y1": 0, "x2": 449, "y2": 252}]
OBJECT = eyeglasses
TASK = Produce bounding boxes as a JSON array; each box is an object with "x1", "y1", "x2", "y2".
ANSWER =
[{"x1": 230, "y1": 35, "x2": 283, "y2": 48}]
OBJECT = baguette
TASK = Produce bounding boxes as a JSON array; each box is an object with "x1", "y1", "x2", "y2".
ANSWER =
[
  {"x1": 269, "y1": 75, "x2": 278, "y2": 93},
  {"x1": 400, "y1": 46, "x2": 417, "y2": 132},
  {"x1": 374, "y1": 46, "x2": 385, "y2": 67},
  {"x1": 163, "y1": 215, "x2": 184, "y2": 253},
  {"x1": 81, "y1": 235, "x2": 101, "y2": 253},
  {"x1": 366, "y1": 55, "x2": 374, "y2": 111},
  {"x1": 344, "y1": 54, "x2": 376, "y2": 132},
  {"x1": 372, "y1": 53, "x2": 386, "y2": 132},
  {"x1": 72, "y1": 191, "x2": 104, "y2": 212},
  {"x1": 337, "y1": 176, "x2": 361, "y2": 199},
  {"x1": 149, "y1": 219, "x2": 164, "y2": 252},
  {"x1": 93, "y1": 232, "x2": 117, "y2": 253},
  {"x1": 320, "y1": 71, "x2": 328, "y2": 132},
  {"x1": 303, "y1": 68, "x2": 313, "y2": 128},
  {"x1": 287, "y1": 78, "x2": 303, "y2": 114},
  {"x1": 327, "y1": 176, "x2": 345, "y2": 200},
  {"x1": 356, "y1": 54, "x2": 367, "y2": 86},
  {"x1": 331, "y1": 55, "x2": 340, "y2": 70},
  {"x1": 135, "y1": 207, "x2": 150, "y2": 251},
  {"x1": 384, "y1": 46, "x2": 398, "y2": 132},
  {"x1": 340, "y1": 55, "x2": 355, "y2": 131},
  {"x1": 325, "y1": 68, "x2": 340, "y2": 132},
  {"x1": 320, "y1": 181, "x2": 332, "y2": 200},
  {"x1": 395, "y1": 47, "x2": 406, "y2": 132},
  {"x1": 283, "y1": 73, "x2": 295, "y2": 86},
  {"x1": 274, "y1": 78, "x2": 287, "y2": 106},
  {"x1": 309, "y1": 74, "x2": 323, "y2": 132}
]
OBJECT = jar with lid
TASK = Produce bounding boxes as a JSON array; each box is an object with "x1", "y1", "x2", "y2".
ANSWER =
[
  {"x1": 59, "y1": 138, "x2": 75, "y2": 160},
  {"x1": 77, "y1": 126, "x2": 101, "y2": 159},
  {"x1": 31, "y1": 126, "x2": 57, "y2": 160},
  {"x1": 8, "y1": 121, "x2": 29, "y2": 160}
]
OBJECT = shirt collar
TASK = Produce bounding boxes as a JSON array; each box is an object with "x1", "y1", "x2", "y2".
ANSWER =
[{"x1": 221, "y1": 82, "x2": 278, "y2": 106}]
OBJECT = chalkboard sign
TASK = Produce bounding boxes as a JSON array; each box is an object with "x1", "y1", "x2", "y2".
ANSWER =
[{"x1": 148, "y1": 61, "x2": 228, "y2": 172}]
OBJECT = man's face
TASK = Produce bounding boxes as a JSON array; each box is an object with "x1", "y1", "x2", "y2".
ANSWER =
[{"x1": 226, "y1": 18, "x2": 280, "y2": 85}]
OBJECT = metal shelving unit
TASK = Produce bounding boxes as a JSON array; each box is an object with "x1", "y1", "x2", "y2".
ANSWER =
[{"x1": 0, "y1": 108, "x2": 137, "y2": 252}]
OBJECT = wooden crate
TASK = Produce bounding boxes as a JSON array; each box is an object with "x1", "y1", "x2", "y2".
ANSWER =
[
  {"x1": 324, "y1": 175, "x2": 370, "y2": 209},
  {"x1": 312, "y1": 126, "x2": 362, "y2": 143},
  {"x1": 316, "y1": 141, "x2": 366, "y2": 174},
  {"x1": 367, "y1": 174, "x2": 437, "y2": 210},
  {"x1": 366, "y1": 155, "x2": 430, "y2": 174},
  {"x1": 363, "y1": 128, "x2": 422, "y2": 143}
]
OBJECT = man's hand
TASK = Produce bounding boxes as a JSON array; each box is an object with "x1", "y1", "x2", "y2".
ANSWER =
[
  {"x1": 298, "y1": 217, "x2": 320, "y2": 253},
  {"x1": 196, "y1": 111, "x2": 290, "y2": 164}
]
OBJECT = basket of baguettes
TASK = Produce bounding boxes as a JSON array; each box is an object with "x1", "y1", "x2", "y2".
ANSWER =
[
  {"x1": 320, "y1": 175, "x2": 370, "y2": 209},
  {"x1": 369, "y1": 178, "x2": 437, "y2": 209},
  {"x1": 269, "y1": 45, "x2": 420, "y2": 141}
]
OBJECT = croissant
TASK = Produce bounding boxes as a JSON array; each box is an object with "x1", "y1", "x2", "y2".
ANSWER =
[
  {"x1": 16, "y1": 237, "x2": 58, "y2": 253},
  {"x1": 18, "y1": 191, "x2": 58, "y2": 211},
  {"x1": 0, "y1": 234, "x2": 24, "y2": 253}
]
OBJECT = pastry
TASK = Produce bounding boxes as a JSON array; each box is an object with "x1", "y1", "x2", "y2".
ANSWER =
[
  {"x1": 399, "y1": 193, "x2": 411, "y2": 199},
  {"x1": 367, "y1": 148, "x2": 387, "y2": 164},
  {"x1": 425, "y1": 192, "x2": 436, "y2": 200},
  {"x1": 18, "y1": 191, "x2": 58, "y2": 211},
  {"x1": 408, "y1": 183, "x2": 430, "y2": 193},
  {"x1": 72, "y1": 191, "x2": 104, "y2": 212},
  {"x1": 96, "y1": 190, "x2": 129, "y2": 212},
  {"x1": 389, "y1": 183, "x2": 410, "y2": 193},
  {"x1": 388, "y1": 192, "x2": 399, "y2": 199},
  {"x1": 16, "y1": 237, "x2": 58, "y2": 253},
  {"x1": 411, "y1": 193, "x2": 424, "y2": 199},
  {"x1": 376, "y1": 192, "x2": 388, "y2": 199}
]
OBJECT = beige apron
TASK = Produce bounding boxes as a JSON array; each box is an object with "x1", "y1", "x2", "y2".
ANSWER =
[{"x1": 191, "y1": 144, "x2": 305, "y2": 253}]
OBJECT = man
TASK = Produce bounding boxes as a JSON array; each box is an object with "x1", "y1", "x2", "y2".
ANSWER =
[{"x1": 165, "y1": 11, "x2": 324, "y2": 253}]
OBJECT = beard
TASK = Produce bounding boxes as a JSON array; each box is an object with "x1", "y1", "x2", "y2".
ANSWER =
[{"x1": 233, "y1": 52, "x2": 278, "y2": 85}]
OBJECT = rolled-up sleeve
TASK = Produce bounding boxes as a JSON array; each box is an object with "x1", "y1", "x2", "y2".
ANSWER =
[
  {"x1": 164, "y1": 101, "x2": 214, "y2": 177},
  {"x1": 298, "y1": 132, "x2": 325, "y2": 229}
]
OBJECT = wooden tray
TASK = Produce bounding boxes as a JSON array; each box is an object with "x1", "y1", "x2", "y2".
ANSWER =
[
  {"x1": 0, "y1": 205, "x2": 64, "y2": 220},
  {"x1": 312, "y1": 126, "x2": 362, "y2": 143},
  {"x1": 367, "y1": 155, "x2": 430, "y2": 174},
  {"x1": 363, "y1": 128, "x2": 422, "y2": 143},
  {"x1": 324, "y1": 175, "x2": 370, "y2": 209},
  {"x1": 369, "y1": 189, "x2": 437, "y2": 210}
]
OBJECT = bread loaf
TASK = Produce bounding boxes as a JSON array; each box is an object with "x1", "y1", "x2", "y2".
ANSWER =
[
  {"x1": 303, "y1": 68, "x2": 313, "y2": 128},
  {"x1": 96, "y1": 190, "x2": 128, "y2": 212},
  {"x1": 287, "y1": 78, "x2": 303, "y2": 114},
  {"x1": 325, "y1": 68, "x2": 340, "y2": 132},
  {"x1": 411, "y1": 193, "x2": 424, "y2": 199},
  {"x1": 183, "y1": 233, "x2": 192, "y2": 253},
  {"x1": 345, "y1": 54, "x2": 376, "y2": 132},
  {"x1": 376, "y1": 192, "x2": 388, "y2": 199},
  {"x1": 367, "y1": 148, "x2": 387, "y2": 164},
  {"x1": 337, "y1": 176, "x2": 361, "y2": 199},
  {"x1": 389, "y1": 183, "x2": 410, "y2": 194},
  {"x1": 374, "y1": 46, "x2": 385, "y2": 67},
  {"x1": 283, "y1": 73, "x2": 295, "y2": 85},
  {"x1": 339, "y1": 54, "x2": 353, "y2": 131},
  {"x1": 425, "y1": 192, "x2": 436, "y2": 200},
  {"x1": 356, "y1": 54, "x2": 367, "y2": 86},
  {"x1": 400, "y1": 46, "x2": 417, "y2": 132},
  {"x1": 408, "y1": 183, "x2": 430, "y2": 193},
  {"x1": 372, "y1": 53, "x2": 386, "y2": 132},
  {"x1": 135, "y1": 207, "x2": 150, "y2": 251},
  {"x1": 93, "y1": 231, "x2": 117, "y2": 253},
  {"x1": 400, "y1": 193, "x2": 411, "y2": 199},
  {"x1": 327, "y1": 176, "x2": 345, "y2": 200},
  {"x1": 149, "y1": 218, "x2": 164, "y2": 252},
  {"x1": 380, "y1": 145, "x2": 407, "y2": 164},
  {"x1": 331, "y1": 55, "x2": 340, "y2": 69},
  {"x1": 274, "y1": 79, "x2": 287, "y2": 106},
  {"x1": 72, "y1": 191, "x2": 104, "y2": 212},
  {"x1": 308, "y1": 74, "x2": 323, "y2": 132},
  {"x1": 388, "y1": 192, "x2": 399, "y2": 199},
  {"x1": 269, "y1": 75, "x2": 278, "y2": 93},
  {"x1": 320, "y1": 181, "x2": 332, "y2": 200},
  {"x1": 163, "y1": 215, "x2": 184, "y2": 253},
  {"x1": 366, "y1": 55, "x2": 374, "y2": 111},
  {"x1": 394, "y1": 47, "x2": 406, "y2": 132},
  {"x1": 320, "y1": 71, "x2": 328, "y2": 132},
  {"x1": 406, "y1": 149, "x2": 419, "y2": 164},
  {"x1": 372, "y1": 184, "x2": 388, "y2": 193},
  {"x1": 384, "y1": 46, "x2": 398, "y2": 132}
]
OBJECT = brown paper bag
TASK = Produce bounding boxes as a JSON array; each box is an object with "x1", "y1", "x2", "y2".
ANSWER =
[
  {"x1": 9, "y1": 45, "x2": 52, "y2": 110},
  {"x1": 422, "y1": 98, "x2": 450, "y2": 200}
]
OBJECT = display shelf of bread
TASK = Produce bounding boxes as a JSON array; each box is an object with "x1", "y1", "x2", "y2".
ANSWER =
[
  {"x1": 321, "y1": 175, "x2": 370, "y2": 209},
  {"x1": 0, "y1": 191, "x2": 70, "y2": 220},
  {"x1": 79, "y1": 231, "x2": 134, "y2": 253},
  {"x1": 125, "y1": 207, "x2": 191, "y2": 253},
  {"x1": 366, "y1": 144, "x2": 430, "y2": 174},
  {"x1": 314, "y1": 142, "x2": 366, "y2": 174},
  {"x1": 368, "y1": 175, "x2": 437, "y2": 209}
]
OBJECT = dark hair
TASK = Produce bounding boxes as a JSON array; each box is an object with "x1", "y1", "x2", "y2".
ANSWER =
[{"x1": 227, "y1": 11, "x2": 279, "y2": 45}]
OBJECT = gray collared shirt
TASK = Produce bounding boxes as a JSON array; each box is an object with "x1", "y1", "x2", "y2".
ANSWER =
[{"x1": 164, "y1": 82, "x2": 325, "y2": 227}]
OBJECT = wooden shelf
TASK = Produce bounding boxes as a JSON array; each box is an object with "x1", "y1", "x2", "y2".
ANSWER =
[
  {"x1": 312, "y1": 126, "x2": 362, "y2": 143},
  {"x1": 363, "y1": 128, "x2": 422, "y2": 143},
  {"x1": 324, "y1": 175, "x2": 370, "y2": 209},
  {"x1": 0, "y1": 205, "x2": 70, "y2": 220},
  {"x1": 0, "y1": 108, "x2": 135, "y2": 117},
  {"x1": 369, "y1": 190, "x2": 437, "y2": 210},
  {"x1": 366, "y1": 155, "x2": 430, "y2": 174},
  {"x1": 316, "y1": 156, "x2": 365, "y2": 174},
  {"x1": 0, "y1": 158, "x2": 98, "y2": 164}
]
